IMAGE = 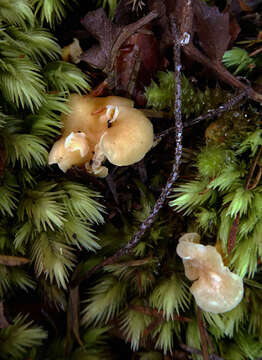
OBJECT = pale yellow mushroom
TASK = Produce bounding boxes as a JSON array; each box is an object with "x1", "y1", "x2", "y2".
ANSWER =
[
  {"x1": 48, "y1": 132, "x2": 89, "y2": 172},
  {"x1": 100, "y1": 106, "x2": 154, "y2": 166},
  {"x1": 61, "y1": 38, "x2": 83, "y2": 64},
  {"x1": 48, "y1": 95, "x2": 154, "y2": 176},
  {"x1": 176, "y1": 233, "x2": 244, "y2": 313}
]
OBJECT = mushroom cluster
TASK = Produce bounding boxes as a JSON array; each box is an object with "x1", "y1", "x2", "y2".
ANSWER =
[
  {"x1": 176, "y1": 233, "x2": 244, "y2": 313},
  {"x1": 48, "y1": 95, "x2": 154, "y2": 177}
]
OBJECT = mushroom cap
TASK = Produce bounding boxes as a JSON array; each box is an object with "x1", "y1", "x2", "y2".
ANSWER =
[
  {"x1": 190, "y1": 268, "x2": 244, "y2": 313},
  {"x1": 48, "y1": 95, "x2": 153, "y2": 175},
  {"x1": 100, "y1": 106, "x2": 154, "y2": 166},
  {"x1": 48, "y1": 132, "x2": 90, "y2": 172},
  {"x1": 62, "y1": 95, "x2": 134, "y2": 137},
  {"x1": 62, "y1": 95, "x2": 135, "y2": 157},
  {"x1": 176, "y1": 233, "x2": 244, "y2": 313}
]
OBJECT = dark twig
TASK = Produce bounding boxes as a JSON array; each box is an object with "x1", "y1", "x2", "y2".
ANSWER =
[
  {"x1": 183, "y1": 42, "x2": 262, "y2": 104},
  {"x1": 143, "y1": 318, "x2": 163, "y2": 338},
  {"x1": 71, "y1": 15, "x2": 183, "y2": 288},
  {"x1": 180, "y1": 0, "x2": 193, "y2": 36},
  {"x1": 197, "y1": 307, "x2": 209, "y2": 360},
  {"x1": 184, "y1": 90, "x2": 247, "y2": 128},
  {"x1": 179, "y1": 343, "x2": 225, "y2": 360},
  {"x1": 153, "y1": 90, "x2": 247, "y2": 144},
  {"x1": 108, "y1": 11, "x2": 158, "y2": 74},
  {"x1": 228, "y1": 145, "x2": 262, "y2": 254},
  {"x1": 247, "y1": 165, "x2": 262, "y2": 190},
  {"x1": 203, "y1": 320, "x2": 216, "y2": 357},
  {"x1": 245, "y1": 146, "x2": 262, "y2": 190}
]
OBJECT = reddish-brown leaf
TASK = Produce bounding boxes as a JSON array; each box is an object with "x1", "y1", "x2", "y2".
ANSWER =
[
  {"x1": 80, "y1": 8, "x2": 122, "y2": 70},
  {"x1": 80, "y1": 8, "x2": 157, "y2": 74},
  {"x1": 115, "y1": 25, "x2": 161, "y2": 105}
]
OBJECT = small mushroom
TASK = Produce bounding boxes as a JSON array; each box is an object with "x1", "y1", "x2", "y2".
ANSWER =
[
  {"x1": 48, "y1": 95, "x2": 154, "y2": 176},
  {"x1": 176, "y1": 233, "x2": 244, "y2": 313},
  {"x1": 61, "y1": 38, "x2": 83, "y2": 64},
  {"x1": 48, "y1": 132, "x2": 89, "y2": 172}
]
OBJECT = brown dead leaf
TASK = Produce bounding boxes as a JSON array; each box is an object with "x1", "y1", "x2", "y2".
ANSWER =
[
  {"x1": 0, "y1": 255, "x2": 30, "y2": 266},
  {"x1": 80, "y1": 8, "x2": 122, "y2": 70},
  {"x1": 80, "y1": 6, "x2": 159, "y2": 104},
  {"x1": 115, "y1": 24, "x2": 162, "y2": 105},
  {"x1": 80, "y1": 7, "x2": 158, "y2": 76},
  {"x1": 193, "y1": 1, "x2": 231, "y2": 62},
  {"x1": 148, "y1": 0, "x2": 237, "y2": 63}
]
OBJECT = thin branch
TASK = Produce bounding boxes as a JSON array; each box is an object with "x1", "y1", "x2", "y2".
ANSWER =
[
  {"x1": 180, "y1": 0, "x2": 193, "y2": 36},
  {"x1": 245, "y1": 146, "x2": 262, "y2": 190},
  {"x1": 154, "y1": 90, "x2": 247, "y2": 143},
  {"x1": 108, "y1": 255, "x2": 153, "y2": 268},
  {"x1": 228, "y1": 145, "x2": 262, "y2": 254},
  {"x1": 184, "y1": 90, "x2": 247, "y2": 128},
  {"x1": 203, "y1": 320, "x2": 216, "y2": 356},
  {"x1": 143, "y1": 318, "x2": 163, "y2": 338},
  {"x1": 182, "y1": 42, "x2": 262, "y2": 103},
  {"x1": 153, "y1": 89, "x2": 247, "y2": 144},
  {"x1": 197, "y1": 307, "x2": 210, "y2": 360},
  {"x1": 71, "y1": 15, "x2": 183, "y2": 288},
  {"x1": 107, "y1": 11, "x2": 158, "y2": 73},
  {"x1": 249, "y1": 47, "x2": 262, "y2": 57}
]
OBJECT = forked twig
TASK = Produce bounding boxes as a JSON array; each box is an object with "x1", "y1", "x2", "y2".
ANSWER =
[
  {"x1": 184, "y1": 90, "x2": 247, "y2": 128},
  {"x1": 154, "y1": 90, "x2": 247, "y2": 144}
]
